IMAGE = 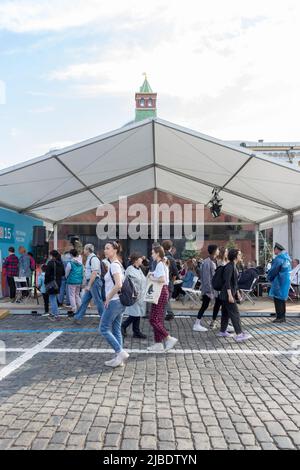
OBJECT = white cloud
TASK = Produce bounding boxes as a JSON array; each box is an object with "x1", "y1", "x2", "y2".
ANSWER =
[
  {"x1": 28, "y1": 105, "x2": 55, "y2": 113},
  {"x1": 1, "y1": 0, "x2": 300, "y2": 141},
  {"x1": 46, "y1": 2, "x2": 300, "y2": 102},
  {"x1": 0, "y1": 0, "x2": 165, "y2": 33}
]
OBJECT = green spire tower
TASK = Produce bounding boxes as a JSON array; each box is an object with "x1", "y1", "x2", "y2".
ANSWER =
[{"x1": 135, "y1": 73, "x2": 157, "y2": 122}]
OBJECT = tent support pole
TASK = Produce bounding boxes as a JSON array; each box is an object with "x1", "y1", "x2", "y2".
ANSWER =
[
  {"x1": 287, "y1": 213, "x2": 294, "y2": 258},
  {"x1": 153, "y1": 189, "x2": 159, "y2": 242},
  {"x1": 255, "y1": 224, "x2": 260, "y2": 265},
  {"x1": 54, "y1": 224, "x2": 58, "y2": 250}
]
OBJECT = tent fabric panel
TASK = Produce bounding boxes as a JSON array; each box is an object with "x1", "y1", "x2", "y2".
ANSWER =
[
  {"x1": 226, "y1": 158, "x2": 300, "y2": 210},
  {"x1": 58, "y1": 122, "x2": 153, "y2": 187},
  {"x1": 92, "y1": 168, "x2": 155, "y2": 204},
  {"x1": 0, "y1": 158, "x2": 83, "y2": 209},
  {"x1": 156, "y1": 168, "x2": 281, "y2": 222},
  {"x1": 154, "y1": 121, "x2": 250, "y2": 187},
  {"x1": 27, "y1": 190, "x2": 100, "y2": 222}
]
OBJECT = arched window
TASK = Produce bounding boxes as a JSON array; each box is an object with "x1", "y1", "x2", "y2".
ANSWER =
[
  {"x1": 148, "y1": 98, "x2": 152, "y2": 107},
  {"x1": 140, "y1": 98, "x2": 145, "y2": 107}
]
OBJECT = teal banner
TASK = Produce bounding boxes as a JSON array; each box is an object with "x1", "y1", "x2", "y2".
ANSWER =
[{"x1": 0, "y1": 221, "x2": 15, "y2": 244}]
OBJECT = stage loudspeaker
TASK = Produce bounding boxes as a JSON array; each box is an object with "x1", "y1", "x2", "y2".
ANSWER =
[
  {"x1": 32, "y1": 243, "x2": 49, "y2": 265},
  {"x1": 32, "y1": 226, "x2": 46, "y2": 246}
]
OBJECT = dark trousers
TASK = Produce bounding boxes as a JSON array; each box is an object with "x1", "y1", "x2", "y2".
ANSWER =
[
  {"x1": 42, "y1": 293, "x2": 49, "y2": 313},
  {"x1": 197, "y1": 294, "x2": 211, "y2": 319},
  {"x1": 274, "y1": 298, "x2": 286, "y2": 320},
  {"x1": 164, "y1": 282, "x2": 174, "y2": 317},
  {"x1": 212, "y1": 296, "x2": 223, "y2": 321},
  {"x1": 7, "y1": 276, "x2": 16, "y2": 299},
  {"x1": 122, "y1": 316, "x2": 142, "y2": 334},
  {"x1": 221, "y1": 301, "x2": 242, "y2": 334}
]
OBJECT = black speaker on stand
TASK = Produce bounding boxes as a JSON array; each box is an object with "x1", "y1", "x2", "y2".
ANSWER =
[
  {"x1": 32, "y1": 226, "x2": 46, "y2": 247},
  {"x1": 32, "y1": 244, "x2": 49, "y2": 265}
]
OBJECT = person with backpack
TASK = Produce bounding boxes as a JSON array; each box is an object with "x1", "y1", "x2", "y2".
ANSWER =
[
  {"x1": 100, "y1": 241, "x2": 130, "y2": 368},
  {"x1": 210, "y1": 247, "x2": 228, "y2": 329},
  {"x1": 73, "y1": 244, "x2": 104, "y2": 324},
  {"x1": 147, "y1": 246, "x2": 178, "y2": 352},
  {"x1": 193, "y1": 244, "x2": 219, "y2": 332},
  {"x1": 45, "y1": 250, "x2": 65, "y2": 321},
  {"x1": 65, "y1": 249, "x2": 84, "y2": 316},
  {"x1": 121, "y1": 252, "x2": 147, "y2": 339},
  {"x1": 217, "y1": 249, "x2": 252, "y2": 342}
]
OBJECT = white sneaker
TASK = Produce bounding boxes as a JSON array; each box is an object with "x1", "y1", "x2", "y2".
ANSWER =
[
  {"x1": 147, "y1": 342, "x2": 165, "y2": 352},
  {"x1": 118, "y1": 350, "x2": 129, "y2": 361},
  {"x1": 164, "y1": 336, "x2": 178, "y2": 351},
  {"x1": 104, "y1": 350, "x2": 129, "y2": 368},
  {"x1": 104, "y1": 358, "x2": 125, "y2": 367},
  {"x1": 226, "y1": 324, "x2": 235, "y2": 333},
  {"x1": 193, "y1": 321, "x2": 208, "y2": 332}
]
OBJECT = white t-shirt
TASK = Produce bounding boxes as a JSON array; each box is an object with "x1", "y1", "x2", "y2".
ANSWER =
[
  {"x1": 152, "y1": 261, "x2": 169, "y2": 286},
  {"x1": 85, "y1": 254, "x2": 100, "y2": 281},
  {"x1": 104, "y1": 261, "x2": 125, "y2": 300}
]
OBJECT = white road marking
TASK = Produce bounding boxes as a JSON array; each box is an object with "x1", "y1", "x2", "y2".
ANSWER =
[
  {"x1": 0, "y1": 331, "x2": 63, "y2": 381},
  {"x1": 0, "y1": 347, "x2": 299, "y2": 356}
]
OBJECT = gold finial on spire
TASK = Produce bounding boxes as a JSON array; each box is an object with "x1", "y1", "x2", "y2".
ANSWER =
[{"x1": 143, "y1": 72, "x2": 147, "y2": 80}]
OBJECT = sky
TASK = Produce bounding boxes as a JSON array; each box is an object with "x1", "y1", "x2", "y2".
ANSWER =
[{"x1": 0, "y1": 0, "x2": 300, "y2": 169}]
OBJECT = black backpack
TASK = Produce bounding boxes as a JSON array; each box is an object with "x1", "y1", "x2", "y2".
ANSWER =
[
  {"x1": 212, "y1": 265, "x2": 225, "y2": 291},
  {"x1": 109, "y1": 263, "x2": 138, "y2": 307}
]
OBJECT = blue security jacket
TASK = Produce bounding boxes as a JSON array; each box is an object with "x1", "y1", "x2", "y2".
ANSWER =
[{"x1": 267, "y1": 251, "x2": 291, "y2": 301}]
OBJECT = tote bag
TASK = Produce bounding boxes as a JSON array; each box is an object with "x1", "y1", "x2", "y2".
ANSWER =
[{"x1": 143, "y1": 277, "x2": 164, "y2": 304}]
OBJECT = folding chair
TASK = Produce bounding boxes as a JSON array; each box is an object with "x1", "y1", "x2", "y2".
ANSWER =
[
  {"x1": 239, "y1": 278, "x2": 258, "y2": 305},
  {"x1": 181, "y1": 276, "x2": 202, "y2": 306},
  {"x1": 14, "y1": 277, "x2": 36, "y2": 304}
]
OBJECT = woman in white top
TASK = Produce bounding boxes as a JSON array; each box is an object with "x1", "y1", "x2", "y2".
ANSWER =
[
  {"x1": 121, "y1": 252, "x2": 147, "y2": 339},
  {"x1": 148, "y1": 246, "x2": 178, "y2": 352},
  {"x1": 99, "y1": 241, "x2": 129, "y2": 368}
]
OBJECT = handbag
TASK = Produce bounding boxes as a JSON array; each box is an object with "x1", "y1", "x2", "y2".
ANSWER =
[
  {"x1": 143, "y1": 277, "x2": 164, "y2": 304},
  {"x1": 45, "y1": 261, "x2": 59, "y2": 295}
]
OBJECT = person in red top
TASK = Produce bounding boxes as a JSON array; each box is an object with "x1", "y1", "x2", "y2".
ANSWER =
[{"x1": 3, "y1": 247, "x2": 19, "y2": 301}]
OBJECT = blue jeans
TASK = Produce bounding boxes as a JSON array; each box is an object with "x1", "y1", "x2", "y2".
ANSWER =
[
  {"x1": 75, "y1": 277, "x2": 104, "y2": 320},
  {"x1": 100, "y1": 299, "x2": 125, "y2": 353},
  {"x1": 58, "y1": 277, "x2": 70, "y2": 305},
  {"x1": 49, "y1": 294, "x2": 59, "y2": 316}
]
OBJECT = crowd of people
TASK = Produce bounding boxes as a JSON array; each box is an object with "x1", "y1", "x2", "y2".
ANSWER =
[{"x1": 2, "y1": 238, "x2": 298, "y2": 368}]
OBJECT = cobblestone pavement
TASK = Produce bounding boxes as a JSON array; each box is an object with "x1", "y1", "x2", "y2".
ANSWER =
[{"x1": 0, "y1": 314, "x2": 299, "y2": 450}]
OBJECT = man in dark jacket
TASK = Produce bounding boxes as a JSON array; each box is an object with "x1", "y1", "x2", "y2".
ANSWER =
[
  {"x1": 45, "y1": 250, "x2": 65, "y2": 321},
  {"x1": 162, "y1": 240, "x2": 179, "y2": 321}
]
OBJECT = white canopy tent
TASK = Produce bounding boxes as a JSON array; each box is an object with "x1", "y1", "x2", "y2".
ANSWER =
[{"x1": 0, "y1": 118, "x2": 299, "y2": 255}]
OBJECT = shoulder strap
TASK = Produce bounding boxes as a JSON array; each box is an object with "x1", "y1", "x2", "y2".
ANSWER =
[
  {"x1": 109, "y1": 261, "x2": 124, "y2": 285},
  {"x1": 89, "y1": 255, "x2": 97, "y2": 266}
]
